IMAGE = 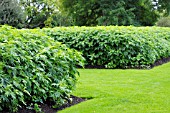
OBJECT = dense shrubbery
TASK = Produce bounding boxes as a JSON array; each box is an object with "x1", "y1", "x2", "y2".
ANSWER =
[
  {"x1": 1, "y1": 25, "x2": 170, "y2": 111},
  {"x1": 43, "y1": 26, "x2": 170, "y2": 68},
  {"x1": 0, "y1": 25, "x2": 84, "y2": 112},
  {"x1": 156, "y1": 16, "x2": 170, "y2": 27}
]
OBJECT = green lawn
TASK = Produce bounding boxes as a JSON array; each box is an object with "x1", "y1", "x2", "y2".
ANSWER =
[{"x1": 59, "y1": 63, "x2": 170, "y2": 113}]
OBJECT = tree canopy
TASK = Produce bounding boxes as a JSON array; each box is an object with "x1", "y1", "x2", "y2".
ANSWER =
[
  {"x1": 59, "y1": 0, "x2": 159, "y2": 26},
  {"x1": 0, "y1": 0, "x2": 24, "y2": 28},
  {"x1": 19, "y1": 0, "x2": 58, "y2": 28},
  {"x1": 156, "y1": 0, "x2": 170, "y2": 16},
  {"x1": 0, "y1": 0, "x2": 169, "y2": 28}
]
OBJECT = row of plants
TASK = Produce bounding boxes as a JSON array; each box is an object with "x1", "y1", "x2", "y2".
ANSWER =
[
  {"x1": 43, "y1": 26, "x2": 170, "y2": 68},
  {"x1": 0, "y1": 25, "x2": 84, "y2": 112},
  {"x1": 1, "y1": 25, "x2": 170, "y2": 112}
]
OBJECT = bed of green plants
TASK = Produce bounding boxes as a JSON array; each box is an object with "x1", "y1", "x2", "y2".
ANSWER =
[
  {"x1": 59, "y1": 62, "x2": 170, "y2": 113},
  {"x1": 1, "y1": 25, "x2": 170, "y2": 112},
  {"x1": 0, "y1": 25, "x2": 84, "y2": 112},
  {"x1": 43, "y1": 26, "x2": 170, "y2": 68}
]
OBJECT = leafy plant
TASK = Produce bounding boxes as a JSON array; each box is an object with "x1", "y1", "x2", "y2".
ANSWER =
[
  {"x1": 0, "y1": 25, "x2": 84, "y2": 112},
  {"x1": 43, "y1": 26, "x2": 170, "y2": 68},
  {"x1": 34, "y1": 103, "x2": 43, "y2": 113}
]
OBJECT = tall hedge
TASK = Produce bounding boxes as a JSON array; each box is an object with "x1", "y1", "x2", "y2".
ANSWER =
[
  {"x1": 0, "y1": 25, "x2": 84, "y2": 112},
  {"x1": 43, "y1": 26, "x2": 170, "y2": 68}
]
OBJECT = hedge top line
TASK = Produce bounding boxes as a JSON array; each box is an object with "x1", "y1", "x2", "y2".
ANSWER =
[
  {"x1": 42, "y1": 26, "x2": 170, "y2": 69},
  {"x1": 43, "y1": 26, "x2": 170, "y2": 40},
  {"x1": 43, "y1": 25, "x2": 170, "y2": 31}
]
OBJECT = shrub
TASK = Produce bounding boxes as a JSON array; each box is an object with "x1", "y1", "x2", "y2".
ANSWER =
[
  {"x1": 0, "y1": 25, "x2": 84, "y2": 112},
  {"x1": 43, "y1": 26, "x2": 170, "y2": 68},
  {"x1": 156, "y1": 16, "x2": 170, "y2": 27}
]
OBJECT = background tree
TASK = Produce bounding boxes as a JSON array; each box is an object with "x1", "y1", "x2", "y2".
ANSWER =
[
  {"x1": 20, "y1": 0, "x2": 56, "y2": 28},
  {"x1": 58, "y1": 0, "x2": 97, "y2": 26},
  {"x1": 154, "y1": 0, "x2": 170, "y2": 16},
  {"x1": 19, "y1": 0, "x2": 72, "y2": 28},
  {"x1": 0, "y1": 0, "x2": 163, "y2": 28},
  {"x1": 96, "y1": 0, "x2": 135, "y2": 26},
  {"x1": 59, "y1": 0, "x2": 159, "y2": 26},
  {"x1": 127, "y1": 0, "x2": 159, "y2": 26},
  {"x1": 0, "y1": 0, "x2": 25, "y2": 28},
  {"x1": 59, "y1": 0, "x2": 135, "y2": 26}
]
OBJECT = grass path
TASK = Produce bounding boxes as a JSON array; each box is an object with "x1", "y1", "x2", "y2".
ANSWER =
[{"x1": 59, "y1": 63, "x2": 170, "y2": 113}]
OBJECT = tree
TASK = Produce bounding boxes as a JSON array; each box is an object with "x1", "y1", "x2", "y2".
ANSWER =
[
  {"x1": 127, "y1": 0, "x2": 159, "y2": 26},
  {"x1": 59, "y1": 0, "x2": 159, "y2": 26},
  {"x1": 59, "y1": 0, "x2": 135, "y2": 26},
  {"x1": 19, "y1": 0, "x2": 73, "y2": 28},
  {"x1": 0, "y1": 0, "x2": 25, "y2": 28},
  {"x1": 0, "y1": 0, "x2": 160, "y2": 28},
  {"x1": 96, "y1": 0, "x2": 135, "y2": 26},
  {"x1": 58, "y1": 0, "x2": 97, "y2": 26},
  {"x1": 155, "y1": 0, "x2": 170, "y2": 16},
  {"x1": 19, "y1": 0, "x2": 55, "y2": 28}
]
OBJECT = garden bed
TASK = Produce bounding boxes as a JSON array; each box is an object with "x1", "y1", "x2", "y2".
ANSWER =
[
  {"x1": 85, "y1": 56, "x2": 170, "y2": 69},
  {"x1": 15, "y1": 96, "x2": 86, "y2": 113},
  {"x1": 3, "y1": 57, "x2": 170, "y2": 113}
]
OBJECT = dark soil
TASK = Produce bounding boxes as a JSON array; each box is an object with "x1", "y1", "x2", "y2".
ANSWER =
[
  {"x1": 150, "y1": 57, "x2": 170, "y2": 68},
  {"x1": 2, "y1": 96, "x2": 87, "y2": 113},
  {"x1": 85, "y1": 56, "x2": 170, "y2": 69}
]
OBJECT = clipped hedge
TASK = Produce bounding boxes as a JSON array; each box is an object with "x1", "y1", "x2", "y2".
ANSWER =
[
  {"x1": 43, "y1": 26, "x2": 170, "y2": 68},
  {"x1": 0, "y1": 25, "x2": 84, "y2": 112}
]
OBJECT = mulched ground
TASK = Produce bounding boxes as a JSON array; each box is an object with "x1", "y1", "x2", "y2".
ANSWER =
[
  {"x1": 85, "y1": 56, "x2": 170, "y2": 69},
  {"x1": 16, "y1": 95, "x2": 87, "y2": 113},
  {"x1": 151, "y1": 57, "x2": 170, "y2": 68}
]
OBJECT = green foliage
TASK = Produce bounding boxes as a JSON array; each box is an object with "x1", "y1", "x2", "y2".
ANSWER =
[
  {"x1": 96, "y1": 0, "x2": 135, "y2": 26},
  {"x1": 19, "y1": 0, "x2": 73, "y2": 28},
  {"x1": 34, "y1": 103, "x2": 43, "y2": 113},
  {"x1": 154, "y1": 0, "x2": 170, "y2": 16},
  {"x1": 0, "y1": 0, "x2": 163, "y2": 28},
  {"x1": 45, "y1": 12, "x2": 74, "y2": 27},
  {"x1": 43, "y1": 26, "x2": 170, "y2": 68},
  {"x1": 0, "y1": 25, "x2": 84, "y2": 112},
  {"x1": 19, "y1": 0, "x2": 54, "y2": 28},
  {"x1": 130, "y1": 0, "x2": 159, "y2": 26},
  {"x1": 0, "y1": 0, "x2": 25, "y2": 28},
  {"x1": 156, "y1": 16, "x2": 170, "y2": 27},
  {"x1": 59, "y1": 0, "x2": 135, "y2": 26},
  {"x1": 59, "y1": 0, "x2": 159, "y2": 26}
]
